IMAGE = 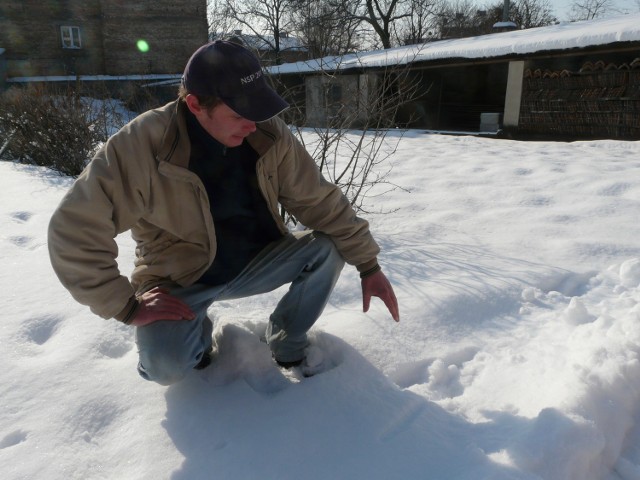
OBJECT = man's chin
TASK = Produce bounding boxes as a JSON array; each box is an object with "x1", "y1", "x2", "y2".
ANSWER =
[{"x1": 226, "y1": 136, "x2": 244, "y2": 147}]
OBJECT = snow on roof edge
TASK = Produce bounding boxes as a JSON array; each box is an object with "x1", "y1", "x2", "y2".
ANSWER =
[
  {"x1": 7, "y1": 73, "x2": 182, "y2": 83},
  {"x1": 269, "y1": 14, "x2": 640, "y2": 75}
]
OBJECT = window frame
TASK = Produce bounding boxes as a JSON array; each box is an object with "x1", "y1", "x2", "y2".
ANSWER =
[{"x1": 60, "y1": 25, "x2": 82, "y2": 49}]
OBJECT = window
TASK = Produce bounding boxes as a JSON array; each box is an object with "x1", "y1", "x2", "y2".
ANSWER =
[
  {"x1": 327, "y1": 84, "x2": 342, "y2": 104},
  {"x1": 60, "y1": 26, "x2": 81, "y2": 49}
]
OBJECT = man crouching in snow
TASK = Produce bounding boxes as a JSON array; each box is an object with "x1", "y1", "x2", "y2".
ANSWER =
[{"x1": 48, "y1": 40, "x2": 399, "y2": 385}]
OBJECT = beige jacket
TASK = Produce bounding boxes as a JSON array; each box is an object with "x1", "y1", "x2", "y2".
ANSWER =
[{"x1": 48, "y1": 100, "x2": 379, "y2": 321}]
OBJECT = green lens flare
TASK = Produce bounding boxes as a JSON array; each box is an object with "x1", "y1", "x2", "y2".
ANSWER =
[{"x1": 136, "y1": 40, "x2": 150, "y2": 53}]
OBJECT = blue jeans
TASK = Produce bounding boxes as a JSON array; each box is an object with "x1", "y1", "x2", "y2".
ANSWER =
[{"x1": 135, "y1": 231, "x2": 345, "y2": 385}]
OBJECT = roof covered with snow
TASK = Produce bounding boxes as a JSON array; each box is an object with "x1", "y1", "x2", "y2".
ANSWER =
[
  {"x1": 271, "y1": 14, "x2": 640, "y2": 75},
  {"x1": 236, "y1": 34, "x2": 306, "y2": 52}
]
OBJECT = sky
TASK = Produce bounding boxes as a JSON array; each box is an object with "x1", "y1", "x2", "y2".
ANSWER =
[{"x1": 1, "y1": 114, "x2": 640, "y2": 479}]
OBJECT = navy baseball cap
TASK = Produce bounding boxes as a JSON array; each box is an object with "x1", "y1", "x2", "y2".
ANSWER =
[{"x1": 182, "y1": 40, "x2": 289, "y2": 122}]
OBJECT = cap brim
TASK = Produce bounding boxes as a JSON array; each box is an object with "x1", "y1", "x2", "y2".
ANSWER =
[{"x1": 223, "y1": 87, "x2": 289, "y2": 123}]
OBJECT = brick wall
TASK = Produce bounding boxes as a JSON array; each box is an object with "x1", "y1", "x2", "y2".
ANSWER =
[
  {"x1": 0, "y1": 0, "x2": 104, "y2": 77},
  {"x1": 100, "y1": 0, "x2": 207, "y2": 75},
  {"x1": 0, "y1": 0, "x2": 207, "y2": 78}
]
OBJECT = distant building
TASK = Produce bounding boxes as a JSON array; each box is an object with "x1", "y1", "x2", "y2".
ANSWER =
[
  {"x1": 214, "y1": 30, "x2": 309, "y2": 66},
  {"x1": 0, "y1": 0, "x2": 208, "y2": 80}
]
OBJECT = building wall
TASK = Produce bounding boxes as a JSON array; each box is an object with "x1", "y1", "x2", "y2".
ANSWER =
[
  {"x1": 305, "y1": 74, "x2": 366, "y2": 128},
  {"x1": 0, "y1": 49, "x2": 6, "y2": 89},
  {"x1": 0, "y1": 0, "x2": 104, "y2": 77},
  {"x1": 100, "y1": 0, "x2": 207, "y2": 76},
  {"x1": 0, "y1": 0, "x2": 207, "y2": 78}
]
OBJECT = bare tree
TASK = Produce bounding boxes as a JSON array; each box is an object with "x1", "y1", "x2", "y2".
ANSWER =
[
  {"x1": 218, "y1": 0, "x2": 297, "y2": 64},
  {"x1": 431, "y1": 0, "x2": 555, "y2": 38},
  {"x1": 569, "y1": 0, "x2": 614, "y2": 20},
  {"x1": 434, "y1": 0, "x2": 484, "y2": 38},
  {"x1": 207, "y1": 0, "x2": 240, "y2": 38},
  {"x1": 290, "y1": 0, "x2": 364, "y2": 56},
  {"x1": 274, "y1": 55, "x2": 424, "y2": 219},
  {"x1": 395, "y1": 0, "x2": 443, "y2": 45},
  {"x1": 511, "y1": 0, "x2": 557, "y2": 27},
  {"x1": 477, "y1": 0, "x2": 557, "y2": 29},
  {"x1": 334, "y1": 0, "x2": 413, "y2": 49}
]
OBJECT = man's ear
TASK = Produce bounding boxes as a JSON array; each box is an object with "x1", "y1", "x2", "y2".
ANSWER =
[{"x1": 185, "y1": 94, "x2": 202, "y2": 115}]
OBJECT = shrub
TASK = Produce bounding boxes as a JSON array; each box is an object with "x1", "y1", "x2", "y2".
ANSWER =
[{"x1": 0, "y1": 85, "x2": 110, "y2": 177}]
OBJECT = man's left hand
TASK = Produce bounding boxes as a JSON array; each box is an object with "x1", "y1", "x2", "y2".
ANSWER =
[{"x1": 362, "y1": 270, "x2": 400, "y2": 322}]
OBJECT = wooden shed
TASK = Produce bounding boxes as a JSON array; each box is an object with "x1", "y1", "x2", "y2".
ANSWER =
[{"x1": 271, "y1": 15, "x2": 640, "y2": 140}]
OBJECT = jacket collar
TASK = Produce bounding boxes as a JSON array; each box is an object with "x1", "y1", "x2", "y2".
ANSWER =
[
  {"x1": 248, "y1": 121, "x2": 279, "y2": 156},
  {"x1": 156, "y1": 100, "x2": 192, "y2": 168},
  {"x1": 156, "y1": 99, "x2": 280, "y2": 167}
]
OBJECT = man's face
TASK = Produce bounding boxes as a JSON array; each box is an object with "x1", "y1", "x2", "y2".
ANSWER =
[{"x1": 186, "y1": 95, "x2": 257, "y2": 147}]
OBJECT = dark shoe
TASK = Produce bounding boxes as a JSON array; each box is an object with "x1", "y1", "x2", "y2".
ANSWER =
[
  {"x1": 274, "y1": 357, "x2": 303, "y2": 369},
  {"x1": 194, "y1": 346, "x2": 214, "y2": 370}
]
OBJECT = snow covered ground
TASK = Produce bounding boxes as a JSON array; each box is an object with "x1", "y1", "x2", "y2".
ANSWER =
[{"x1": 1, "y1": 130, "x2": 640, "y2": 480}]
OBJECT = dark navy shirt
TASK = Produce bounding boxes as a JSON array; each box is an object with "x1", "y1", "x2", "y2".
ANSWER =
[{"x1": 186, "y1": 112, "x2": 282, "y2": 285}]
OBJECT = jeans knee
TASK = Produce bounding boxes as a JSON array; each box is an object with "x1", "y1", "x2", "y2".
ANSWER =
[
  {"x1": 137, "y1": 347, "x2": 197, "y2": 386},
  {"x1": 134, "y1": 314, "x2": 213, "y2": 386},
  {"x1": 313, "y1": 233, "x2": 345, "y2": 269}
]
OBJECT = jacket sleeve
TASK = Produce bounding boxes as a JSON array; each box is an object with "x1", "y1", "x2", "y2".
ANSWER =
[
  {"x1": 47, "y1": 124, "x2": 153, "y2": 320},
  {"x1": 273, "y1": 122, "x2": 380, "y2": 271}
]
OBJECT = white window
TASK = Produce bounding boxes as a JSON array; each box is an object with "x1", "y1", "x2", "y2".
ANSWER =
[{"x1": 60, "y1": 26, "x2": 81, "y2": 49}]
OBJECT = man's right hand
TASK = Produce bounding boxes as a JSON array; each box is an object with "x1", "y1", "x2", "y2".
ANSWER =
[{"x1": 129, "y1": 286, "x2": 196, "y2": 327}]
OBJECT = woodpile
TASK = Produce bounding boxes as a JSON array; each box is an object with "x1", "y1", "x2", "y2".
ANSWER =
[{"x1": 518, "y1": 59, "x2": 640, "y2": 139}]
